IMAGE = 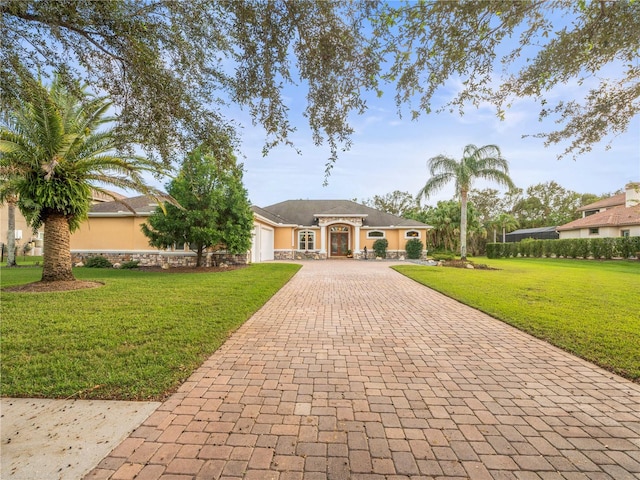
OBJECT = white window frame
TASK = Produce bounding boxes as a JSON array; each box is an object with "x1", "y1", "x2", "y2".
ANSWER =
[
  {"x1": 404, "y1": 230, "x2": 421, "y2": 239},
  {"x1": 367, "y1": 230, "x2": 385, "y2": 239},
  {"x1": 298, "y1": 230, "x2": 315, "y2": 250}
]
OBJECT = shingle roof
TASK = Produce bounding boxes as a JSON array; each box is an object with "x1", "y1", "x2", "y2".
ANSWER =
[
  {"x1": 557, "y1": 205, "x2": 640, "y2": 231},
  {"x1": 89, "y1": 195, "x2": 166, "y2": 215},
  {"x1": 257, "y1": 200, "x2": 430, "y2": 228},
  {"x1": 577, "y1": 193, "x2": 625, "y2": 212}
]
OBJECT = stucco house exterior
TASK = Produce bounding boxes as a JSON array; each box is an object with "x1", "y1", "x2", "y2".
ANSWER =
[
  {"x1": 70, "y1": 197, "x2": 431, "y2": 265},
  {"x1": 252, "y1": 200, "x2": 431, "y2": 261},
  {"x1": 556, "y1": 182, "x2": 640, "y2": 239},
  {"x1": 1, "y1": 190, "x2": 123, "y2": 258}
]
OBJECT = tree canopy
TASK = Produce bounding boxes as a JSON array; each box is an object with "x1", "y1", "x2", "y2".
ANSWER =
[
  {"x1": 1, "y1": 0, "x2": 379, "y2": 168},
  {"x1": 373, "y1": 0, "x2": 640, "y2": 158},
  {"x1": 2, "y1": 1, "x2": 637, "y2": 169}
]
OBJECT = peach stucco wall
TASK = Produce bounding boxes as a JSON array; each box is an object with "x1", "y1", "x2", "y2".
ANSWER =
[
  {"x1": 274, "y1": 226, "x2": 295, "y2": 250},
  {"x1": 70, "y1": 216, "x2": 154, "y2": 251},
  {"x1": 360, "y1": 228, "x2": 428, "y2": 251}
]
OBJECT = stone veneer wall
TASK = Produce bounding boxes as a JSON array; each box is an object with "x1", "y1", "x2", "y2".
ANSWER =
[
  {"x1": 71, "y1": 251, "x2": 249, "y2": 267},
  {"x1": 274, "y1": 250, "x2": 327, "y2": 261},
  {"x1": 274, "y1": 250, "x2": 427, "y2": 260}
]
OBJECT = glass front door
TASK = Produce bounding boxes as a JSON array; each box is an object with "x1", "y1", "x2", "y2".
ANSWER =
[{"x1": 330, "y1": 232, "x2": 349, "y2": 256}]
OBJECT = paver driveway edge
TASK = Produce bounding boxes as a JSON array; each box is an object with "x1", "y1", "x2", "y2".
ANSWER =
[{"x1": 84, "y1": 260, "x2": 640, "y2": 479}]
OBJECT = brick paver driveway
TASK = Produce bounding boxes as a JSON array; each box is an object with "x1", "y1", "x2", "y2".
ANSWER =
[{"x1": 87, "y1": 261, "x2": 640, "y2": 479}]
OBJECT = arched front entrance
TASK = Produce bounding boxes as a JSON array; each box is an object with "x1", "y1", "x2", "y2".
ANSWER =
[{"x1": 329, "y1": 225, "x2": 350, "y2": 257}]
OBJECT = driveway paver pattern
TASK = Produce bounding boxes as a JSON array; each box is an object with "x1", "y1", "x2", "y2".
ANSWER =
[{"x1": 86, "y1": 261, "x2": 640, "y2": 479}]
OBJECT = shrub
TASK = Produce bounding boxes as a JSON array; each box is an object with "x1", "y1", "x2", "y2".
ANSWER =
[
  {"x1": 120, "y1": 260, "x2": 140, "y2": 269},
  {"x1": 372, "y1": 238, "x2": 388, "y2": 258},
  {"x1": 84, "y1": 256, "x2": 113, "y2": 268},
  {"x1": 486, "y1": 243, "x2": 500, "y2": 259},
  {"x1": 590, "y1": 238, "x2": 603, "y2": 259},
  {"x1": 405, "y1": 238, "x2": 423, "y2": 259}
]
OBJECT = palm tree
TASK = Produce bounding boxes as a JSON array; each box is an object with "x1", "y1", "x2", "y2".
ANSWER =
[
  {"x1": 419, "y1": 144, "x2": 515, "y2": 260},
  {"x1": 495, "y1": 212, "x2": 519, "y2": 243},
  {"x1": 0, "y1": 73, "x2": 163, "y2": 282}
]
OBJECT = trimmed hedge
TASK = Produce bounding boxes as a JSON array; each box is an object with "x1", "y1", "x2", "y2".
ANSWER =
[{"x1": 487, "y1": 236, "x2": 640, "y2": 259}]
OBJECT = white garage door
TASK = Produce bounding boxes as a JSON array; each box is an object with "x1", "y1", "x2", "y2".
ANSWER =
[
  {"x1": 252, "y1": 224, "x2": 274, "y2": 262},
  {"x1": 260, "y1": 227, "x2": 274, "y2": 262}
]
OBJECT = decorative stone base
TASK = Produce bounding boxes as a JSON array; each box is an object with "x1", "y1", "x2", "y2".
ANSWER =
[
  {"x1": 274, "y1": 250, "x2": 428, "y2": 261},
  {"x1": 274, "y1": 250, "x2": 327, "y2": 260},
  {"x1": 71, "y1": 251, "x2": 249, "y2": 267},
  {"x1": 356, "y1": 250, "x2": 428, "y2": 260}
]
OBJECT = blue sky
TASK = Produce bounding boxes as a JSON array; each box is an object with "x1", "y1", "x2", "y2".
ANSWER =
[
  {"x1": 229, "y1": 8, "x2": 640, "y2": 209},
  {"x1": 236, "y1": 75, "x2": 639, "y2": 208}
]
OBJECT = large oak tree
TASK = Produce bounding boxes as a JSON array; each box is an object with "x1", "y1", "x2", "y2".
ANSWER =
[{"x1": 3, "y1": 1, "x2": 637, "y2": 168}]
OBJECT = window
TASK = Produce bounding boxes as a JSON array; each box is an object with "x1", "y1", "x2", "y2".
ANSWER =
[
  {"x1": 621, "y1": 229, "x2": 630, "y2": 237},
  {"x1": 404, "y1": 230, "x2": 420, "y2": 238},
  {"x1": 299, "y1": 230, "x2": 315, "y2": 250},
  {"x1": 330, "y1": 226, "x2": 348, "y2": 232},
  {"x1": 367, "y1": 230, "x2": 385, "y2": 239},
  {"x1": 589, "y1": 228, "x2": 599, "y2": 235}
]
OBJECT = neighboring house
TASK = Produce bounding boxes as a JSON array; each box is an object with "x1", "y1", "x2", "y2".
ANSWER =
[
  {"x1": 1, "y1": 190, "x2": 124, "y2": 257},
  {"x1": 557, "y1": 182, "x2": 640, "y2": 239},
  {"x1": 70, "y1": 197, "x2": 431, "y2": 265},
  {"x1": 505, "y1": 226, "x2": 559, "y2": 243}
]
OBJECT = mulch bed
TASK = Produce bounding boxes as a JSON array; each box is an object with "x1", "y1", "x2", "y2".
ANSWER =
[{"x1": 441, "y1": 260, "x2": 498, "y2": 270}]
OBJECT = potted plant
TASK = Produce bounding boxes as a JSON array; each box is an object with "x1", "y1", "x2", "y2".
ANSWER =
[{"x1": 346, "y1": 249, "x2": 353, "y2": 258}]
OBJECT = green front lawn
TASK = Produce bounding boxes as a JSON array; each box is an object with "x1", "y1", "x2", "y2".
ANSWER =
[
  {"x1": 1, "y1": 263, "x2": 301, "y2": 400},
  {"x1": 394, "y1": 258, "x2": 640, "y2": 382}
]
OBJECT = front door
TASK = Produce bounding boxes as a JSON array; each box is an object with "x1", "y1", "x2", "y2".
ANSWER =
[{"x1": 330, "y1": 227, "x2": 349, "y2": 256}]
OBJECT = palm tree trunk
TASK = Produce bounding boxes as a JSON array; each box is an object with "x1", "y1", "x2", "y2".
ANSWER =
[
  {"x1": 493, "y1": 228, "x2": 497, "y2": 243},
  {"x1": 6, "y1": 200, "x2": 17, "y2": 267},
  {"x1": 42, "y1": 213, "x2": 75, "y2": 282},
  {"x1": 460, "y1": 190, "x2": 468, "y2": 260},
  {"x1": 502, "y1": 227, "x2": 506, "y2": 243}
]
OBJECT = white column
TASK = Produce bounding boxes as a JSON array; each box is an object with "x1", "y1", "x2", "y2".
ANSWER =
[
  {"x1": 320, "y1": 226, "x2": 326, "y2": 254},
  {"x1": 354, "y1": 225, "x2": 361, "y2": 254}
]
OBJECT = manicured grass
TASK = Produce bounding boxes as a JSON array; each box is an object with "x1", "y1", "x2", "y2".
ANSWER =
[
  {"x1": 1, "y1": 263, "x2": 301, "y2": 400},
  {"x1": 394, "y1": 258, "x2": 640, "y2": 382},
  {"x1": 2, "y1": 255, "x2": 42, "y2": 266}
]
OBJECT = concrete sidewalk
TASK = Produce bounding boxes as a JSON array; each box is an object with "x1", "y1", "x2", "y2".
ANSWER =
[
  {"x1": 1, "y1": 398, "x2": 159, "y2": 480},
  {"x1": 5, "y1": 261, "x2": 640, "y2": 479}
]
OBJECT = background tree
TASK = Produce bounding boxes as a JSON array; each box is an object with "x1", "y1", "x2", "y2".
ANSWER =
[
  {"x1": 142, "y1": 144, "x2": 253, "y2": 267},
  {"x1": 492, "y1": 213, "x2": 519, "y2": 243},
  {"x1": 375, "y1": 1, "x2": 640, "y2": 158},
  {"x1": 361, "y1": 190, "x2": 419, "y2": 217},
  {"x1": 418, "y1": 144, "x2": 515, "y2": 260},
  {"x1": 512, "y1": 181, "x2": 586, "y2": 228},
  {"x1": 0, "y1": 72, "x2": 162, "y2": 282},
  {"x1": 1, "y1": 1, "x2": 380, "y2": 170}
]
